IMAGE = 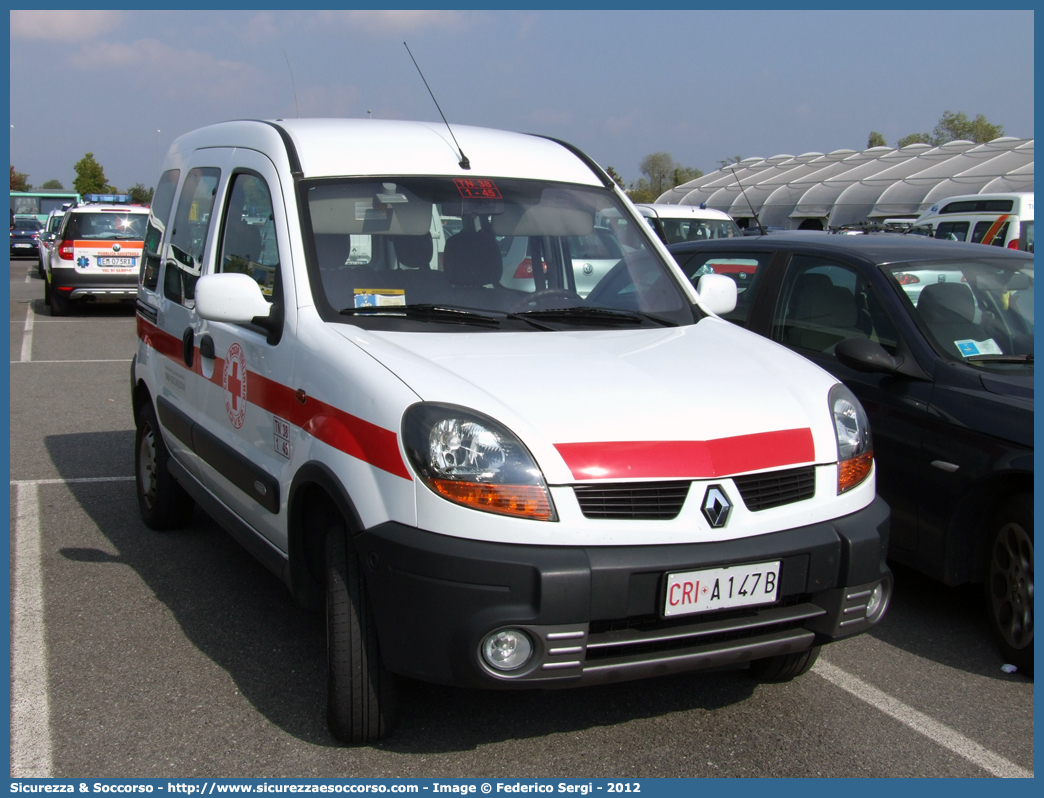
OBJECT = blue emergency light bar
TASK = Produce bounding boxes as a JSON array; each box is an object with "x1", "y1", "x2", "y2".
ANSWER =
[{"x1": 83, "y1": 194, "x2": 131, "y2": 204}]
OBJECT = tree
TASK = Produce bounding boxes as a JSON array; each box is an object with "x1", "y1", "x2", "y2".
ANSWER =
[
  {"x1": 932, "y1": 110, "x2": 1004, "y2": 144},
  {"x1": 671, "y1": 165, "x2": 703, "y2": 186},
  {"x1": 41, "y1": 179, "x2": 64, "y2": 190},
  {"x1": 897, "y1": 132, "x2": 932, "y2": 148},
  {"x1": 10, "y1": 164, "x2": 30, "y2": 191},
  {"x1": 628, "y1": 152, "x2": 704, "y2": 202},
  {"x1": 867, "y1": 131, "x2": 887, "y2": 148},
  {"x1": 605, "y1": 166, "x2": 625, "y2": 189},
  {"x1": 73, "y1": 153, "x2": 112, "y2": 195},
  {"x1": 128, "y1": 183, "x2": 154, "y2": 205},
  {"x1": 717, "y1": 155, "x2": 743, "y2": 169},
  {"x1": 639, "y1": 152, "x2": 676, "y2": 198}
]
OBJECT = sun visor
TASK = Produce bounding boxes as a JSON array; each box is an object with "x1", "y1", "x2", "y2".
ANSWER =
[
  {"x1": 308, "y1": 185, "x2": 433, "y2": 236},
  {"x1": 492, "y1": 204, "x2": 594, "y2": 237}
]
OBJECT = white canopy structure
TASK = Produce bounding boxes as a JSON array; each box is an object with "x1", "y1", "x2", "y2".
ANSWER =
[{"x1": 656, "y1": 137, "x2": 1034, "y2": 230}]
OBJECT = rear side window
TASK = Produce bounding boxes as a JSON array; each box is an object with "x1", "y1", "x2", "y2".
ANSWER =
[
  {"x1": 141, "y1": 169, "x2": 180, "y2": 291},
  {"x1": 164, "y1": 167, "x2": 220, "y2": 305},
  {"x1": 673, "y1": 250, "x2": 771, "y2": 326},
  {"x1": 934, "y1": 221, "x2": 969, "y2": 242},
  {"x1": 971, "y1": 220, "x2": 1010, "y2": 247}
]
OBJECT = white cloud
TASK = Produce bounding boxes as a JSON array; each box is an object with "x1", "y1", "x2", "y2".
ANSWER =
[
  {"x1": 311, "y1": 10, "x2": 466, "y2": 33},
  {"x1": 11, "y1": 10, "x2": 124, "y2": 41},
  {"x1": 67, "y1": 39, "x2": 267, "y2": 105}
]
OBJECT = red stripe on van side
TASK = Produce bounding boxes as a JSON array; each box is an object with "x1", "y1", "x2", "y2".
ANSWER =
[
  {"x1": 980, "y1": 214, "x2": 1010, "y2": 245},
  {"x1": 555, "y1": 428, "x2": 817, "y2": 481},
  {"x1": 136, "y1": 316, "x2": 411, "y2": 480}
]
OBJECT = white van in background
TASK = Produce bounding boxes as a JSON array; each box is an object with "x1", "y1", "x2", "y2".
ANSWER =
[
  {"x1": 910, "y1": 192, "x2": 1033, "y2": 251},
  {"x1": 634, "y1": 203, "x2": 742, "y2": 246}
]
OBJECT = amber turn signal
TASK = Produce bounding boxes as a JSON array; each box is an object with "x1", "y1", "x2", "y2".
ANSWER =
[
  {"x1": 429, "y1": 479, "x2": 554, "y2": 521},
  {"x1": 838, "y1": 452, "x2": 873, "y2": 494}
]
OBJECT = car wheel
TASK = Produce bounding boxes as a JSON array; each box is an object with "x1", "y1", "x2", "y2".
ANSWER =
[
  {"x1": 748, "y1": 645, "x2": 821, "y2": 682},
  {"x1": 984, "y1": 494, "x2": 1033, "y2": 676},
  {"x1": 49, "y1": 287, "x2": 68, "y2": 317},
  {"x1": 134, "y1": 401, "x2": 194, "y2": 530},
  {"x1": 326, "y1": 521, "x2": 396, "y2": 744}
]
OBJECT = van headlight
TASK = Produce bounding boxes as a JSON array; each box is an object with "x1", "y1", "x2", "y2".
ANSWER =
[
  {"x1": 403, "y1": 403, "x2": 557, "y2": 521},
  {"x1": 829, "y1": 384, "x2": 873, "y2": 494}
]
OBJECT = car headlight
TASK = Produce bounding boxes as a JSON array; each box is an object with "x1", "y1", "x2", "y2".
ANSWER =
[
  {"x1": 402, "y1": 403, "x2": 557, "y2": 521},
  {"x1": 829, "y1": 383, "x2": 873, "y2": 493}
]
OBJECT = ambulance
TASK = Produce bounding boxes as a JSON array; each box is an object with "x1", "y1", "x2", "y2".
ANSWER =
[
  {"x1": 45, "y1": 194, "x2": 148, "y2": 315},
  {"x1": 131, "y1": 119, "x2": 891, "y2": 743},
  {"x1": 910, "y1": 192, "x2": 1033, "y2": 251}
]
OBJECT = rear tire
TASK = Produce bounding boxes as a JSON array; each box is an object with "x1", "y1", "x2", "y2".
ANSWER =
[
  {"x1": 326, "y1": 522, "x2": 396, "y2": 744},
  {"x1": 134, "y1": 401, "x2": 194, "y2": 530},
  {"x1": 748, "y1": 646, "x2": 821, "y2": 682},
  {"x1": 49, "y1": 286, "x2": 68, "y2": 317},
  {"x1": 984, "y1": 494, "x2": 1033, "y2": 677}
]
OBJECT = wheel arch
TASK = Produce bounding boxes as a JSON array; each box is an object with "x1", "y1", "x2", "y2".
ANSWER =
[
  {"x1": 287, "y1": 461, "x2": 366, "y2": 611},
  {"x1": 944, "y1": 470, "x2": 1033, "y2": 585}
]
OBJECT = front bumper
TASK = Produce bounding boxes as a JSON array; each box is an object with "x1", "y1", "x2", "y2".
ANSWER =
[
  {"x1": 355, "y1": 496, "x2": 891, "y2": 688},
  {"x1": 49, "y1": 266, "x2": 137, "y2": 300}
]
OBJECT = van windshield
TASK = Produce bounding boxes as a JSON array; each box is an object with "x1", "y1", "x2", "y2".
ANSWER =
[{"x1": 302, "y1": 177, "x2": 697, "y2": 330}]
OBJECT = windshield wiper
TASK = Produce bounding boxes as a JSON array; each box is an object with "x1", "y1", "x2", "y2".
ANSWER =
[
  {"x1": 515, "y1": 306, "x2": 678, "y2": 327},
  {"x1": 965, "y1": 353, "x2": 1034, "y2": 364},
  {"x1": 340, "y1": 303, "x2": 504, "y2": 327}
]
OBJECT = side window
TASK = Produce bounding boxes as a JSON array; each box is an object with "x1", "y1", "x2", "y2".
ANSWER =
[
  {"x1": 164, "y1": 167, "x2": 220, "y2": 305},
  {"x1": 218, "y1": 173, "x2": 279, "y2": 301},
  {"x1": 673, "y1": 250, "x2": 772, "y2": 326},
  {"x1": 971, "y1": 220, "x2": 1010, "y2": 246},
  {"x1": 140, "y1": 169, "x2": 180, "y2": 291},
  {"x1": 934, "y1": 221, "x2": 969, "y2": 242},
  {"x1": 774, "y1": 256, "x2": 898, "y2": 354}
]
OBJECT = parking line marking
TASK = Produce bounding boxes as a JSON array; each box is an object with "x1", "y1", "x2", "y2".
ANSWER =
[
  {"x1": 11, "y1": 481, "x2": 54, "y2": 778},
  {"x1": 25, "y1": 265, "x2": 33, "y2": 284},
  {"x1": 813, "y1": 659, "x2": 1032, "y2": 778},
  {"x1": 20, "y1": 304, "x2": 34, "y2": 362},
  {"x1": 11, "y1": 477, "x2": 135, "y2": 486}
]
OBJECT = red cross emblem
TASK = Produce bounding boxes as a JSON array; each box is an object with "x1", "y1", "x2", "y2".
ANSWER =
[{"x1": 222, "y1": 343, "x2": 247, "y2": 429}]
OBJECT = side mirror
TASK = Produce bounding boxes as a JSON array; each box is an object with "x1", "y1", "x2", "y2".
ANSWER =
[
  {"x1": 696, "y1": 273, "x2": 738, "y2": 316},
  {"x1": 834, "y1": 337, "x2": 902, "y2": 374},
  {"x1": 195, "y1": 273, "x2": 272, "y2": 325}
]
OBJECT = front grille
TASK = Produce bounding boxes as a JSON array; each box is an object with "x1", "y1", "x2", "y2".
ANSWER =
[
  {"x1": 733, "y1": 466, "x2": 815, "y2": 511},
  {"x1": 574, "y1": 481, "x2": 691, "y2": 520}
]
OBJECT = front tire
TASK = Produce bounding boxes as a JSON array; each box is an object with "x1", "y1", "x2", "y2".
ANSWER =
[
  {"x1": 134, "y1": 400, "x2": 194, "y2": 530},
  {"x1": 748, "y1": 646, "x2": 821, "y2": 682},
  {"x1": 326, "y1": 523, "x2": 396, "y2": 744},
  {"x1": 984, "y1": 494, "x2": 1033, "y2": 676}
]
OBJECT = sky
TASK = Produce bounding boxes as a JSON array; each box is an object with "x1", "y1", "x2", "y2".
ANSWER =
[{"x1": 8, "y1": 9, "x2": 1035, "y2": 193}]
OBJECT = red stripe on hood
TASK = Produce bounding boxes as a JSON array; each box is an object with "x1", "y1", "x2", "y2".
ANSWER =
[{"x1": 555, "y1": 428, "x2": 816, "y2": 480}]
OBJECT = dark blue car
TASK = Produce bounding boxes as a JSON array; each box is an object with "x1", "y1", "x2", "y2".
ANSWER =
[
  {"x1": 10, "y1": 216, "x2": 43, "y2": 258},
  {"x1": 670, "y1": 232, "x2": 1034, "y2": 675}
]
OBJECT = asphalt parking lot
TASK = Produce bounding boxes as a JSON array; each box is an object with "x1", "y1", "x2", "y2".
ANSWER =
[{"x1": 8, "y1": 256, "x2": 1034, "y2": 779}]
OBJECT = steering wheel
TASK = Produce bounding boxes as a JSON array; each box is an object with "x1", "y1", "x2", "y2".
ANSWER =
[{"x1": 510, "y1": 288, "x2": 584, "y2": 313}]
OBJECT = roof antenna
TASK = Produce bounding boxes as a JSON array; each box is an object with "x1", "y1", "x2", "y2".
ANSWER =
[
  {"x1": 283, "y1": 49, "x2": 299, "y2": 118},
  {"x1": 729, "y1": 166, "x2": 766, "y2": 235},
  {"x1": 404, "y1": 42, "x2": 470, "y2": 170}
]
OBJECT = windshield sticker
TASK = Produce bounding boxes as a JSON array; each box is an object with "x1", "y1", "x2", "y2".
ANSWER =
[
  {"x1": 354, "y1": 288, "x2": 406, "y2": 308},
  {"x1": 453, "y1": 178, "x2": 501, "y2": 199},
  {"x1": 955, "y1": 338, "x2": 1003, "y2": 357}
]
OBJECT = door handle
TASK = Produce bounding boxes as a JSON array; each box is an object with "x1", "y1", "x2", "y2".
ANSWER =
[
  {"x1": 199, "y1": 335, "x2": 215, "y2": 360},
  {"x1": 182, "y1": 327, "x2": 194, "y2": 368}
]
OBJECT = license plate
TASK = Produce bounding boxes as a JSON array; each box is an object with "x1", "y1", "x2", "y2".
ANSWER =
[
  {"x1": 15, "y1": 243, "x2": 32, "y2": 248},
  {"x1": 664, "y1": 561, "x2": 780, "y2": 617},
  {"x1": 97, "y1": 256, "x2": 136, "y2": 267}
]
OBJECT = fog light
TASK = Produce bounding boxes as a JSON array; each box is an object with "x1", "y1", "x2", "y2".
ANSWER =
[
  {"x1": 482, "y1": 629, "x2": 533, "y2": 671},
  {"x1": 866, "y1": 583, "x2": 885, "y2": 621}
]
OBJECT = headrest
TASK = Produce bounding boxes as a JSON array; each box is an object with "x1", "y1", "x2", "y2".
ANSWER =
[
  {"x1": 792, "y1": 280, "x2": 857, "y2": 327},
  {"x1": 918, "y1": 282, "x2": 975, "y2": 324},
  {"x1": 392, "y1": 234, "x2": 434, "y2": 270},
  {"x1": 443, "y1": 230, "x2": 502, "y2": 287}
]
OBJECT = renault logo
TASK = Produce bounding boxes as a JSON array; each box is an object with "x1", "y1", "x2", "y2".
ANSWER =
[{"x1": 702, "y1": 485, "x2": 732, "y2": 528}]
